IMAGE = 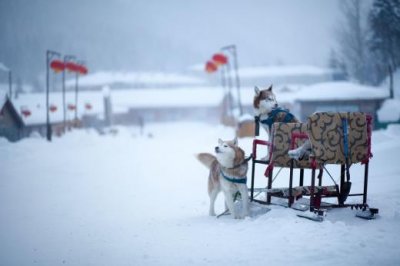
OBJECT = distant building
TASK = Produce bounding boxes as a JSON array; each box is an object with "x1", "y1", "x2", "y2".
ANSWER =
[{"x1": 0, "y1": 97, "x2": 24, "y2": 141}]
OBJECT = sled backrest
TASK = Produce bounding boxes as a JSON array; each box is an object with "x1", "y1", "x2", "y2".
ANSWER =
[
  {"x1": 270, "y1": 122, "x2": 313, "y2": 168},
  {"x1": 307, "y1": 112, "x2": 369, "y2": 165}
]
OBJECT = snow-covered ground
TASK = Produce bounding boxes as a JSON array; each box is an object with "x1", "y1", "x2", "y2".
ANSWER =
[{"x1": 1, "y1": 122, "x2": 400, "y2": 265}]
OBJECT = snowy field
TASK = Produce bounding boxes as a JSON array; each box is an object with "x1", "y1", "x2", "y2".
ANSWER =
[{"x1": 1, "y1": 122, "x2": 400, "y2": 265}]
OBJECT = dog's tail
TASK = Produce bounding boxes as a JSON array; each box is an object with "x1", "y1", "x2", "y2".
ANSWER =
[{"x1": 196, "y1": 153, "x2": 216, "y2": 169}]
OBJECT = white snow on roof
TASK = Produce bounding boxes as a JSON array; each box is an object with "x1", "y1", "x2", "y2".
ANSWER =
[
  {"x1": 9, "y1": 86, "x2": 226, "y2": 125},
  {"x1": 295, "y1": 82, "x2": 388, "y2": 101},
  {"x1": 239, "y1": 82, "x2": 388, "y2": 105},
  {"x1": 239, "y1": 65, "x2": 332, "y2": 79},
  {"x1": 65, "y1": 71, "x2": 206, "y2": 87}
]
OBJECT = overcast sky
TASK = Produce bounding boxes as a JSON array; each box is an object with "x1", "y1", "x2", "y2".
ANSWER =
[{"x1": 0, "y1": 0, "x2": 341, "y2": 82}]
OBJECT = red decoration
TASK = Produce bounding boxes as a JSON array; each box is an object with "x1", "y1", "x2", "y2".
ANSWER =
[
  {"x1": 85, "y1": 103, "x2": 92, "y2": 110},
  {"x1": 21, "y1": 109, "x2": 31, "y2": 117},
  {"x1": 205, "y1": 61, "x2": 218, "y2": 73},
  {"x1": 50, "y1": 60, "x2": 65, "y2": 73},
  {"x1": 212, "y1": 53, "x2": 228, "y2": 65},
  {"x1": 49, "y1": 104, "x2": 57, "y2": 112},
  {"x1": 77, "y1": 65, "x2": 88, "y2": 75},
  {"x1": 67, "y1": 104, "x2": 76, "y2": 111},
  {"x1": 65, "y1": 62, "x2": 80, "y2": 73}
]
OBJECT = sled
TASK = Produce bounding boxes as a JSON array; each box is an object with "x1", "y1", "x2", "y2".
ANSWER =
[{"x1": 250, "y1": 112, "x2": 375, "y2": 220}]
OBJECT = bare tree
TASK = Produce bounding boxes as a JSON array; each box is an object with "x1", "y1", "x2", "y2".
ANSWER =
[{"x1": 336, "y1": 0, "x2": 373, "y2": 84}]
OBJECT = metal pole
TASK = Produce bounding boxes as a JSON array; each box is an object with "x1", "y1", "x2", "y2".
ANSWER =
[
  {"x1": 222, "y1": 44, "x2": 243, "y2": 115},
  {"x1": 74, "y1": 72, "x2": 78, "y2": 122},
  {"x1": 62, "y1": 62, "x2": 66, "y2": 130},
  {"x1": 46, "y1": 50, "x2": 61, "y2": 142},
  {"x1": 46, "y1": 51, "x2": 51, "y2": 141},
  {"x1": 8, "y1": 70, "x2": 12, "y2": 99},
  {"x1": 63, "y1": 55, "x2": 76, "y2": 130},
  {"x1": 225, "y1": 60, "x2": 233, "y2": 116},
  {"x1": 231, "y1": 45, "x2": 243, "y2": 115}
]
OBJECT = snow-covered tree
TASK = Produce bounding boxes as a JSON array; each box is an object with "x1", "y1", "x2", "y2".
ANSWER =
[
  {"x1": 336, "y1": 0, "x2": 373, "y2": 84},
  {"x1": 369, "y1": 0, "x2": 400, "y2": 93}
]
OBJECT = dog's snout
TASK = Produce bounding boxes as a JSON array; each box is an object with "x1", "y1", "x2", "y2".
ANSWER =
[
  {"x1": 215, "y1": 146, "x2": 220, "y2": 153},
  {"x1": 274, "y1": 103, "x2": 278, "y2": 108}
]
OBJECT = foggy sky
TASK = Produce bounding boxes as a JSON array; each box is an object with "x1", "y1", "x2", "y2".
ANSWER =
[{"x1": 0, "y1": 0, "x2": 340, "y2": 84}]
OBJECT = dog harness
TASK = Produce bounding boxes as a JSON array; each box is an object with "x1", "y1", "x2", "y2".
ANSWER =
[
  {"x1": 259, "y1": 107, "x2": 295, "y2": 130},
  {"x1": 220, "y1": 169, "x2": 247, "y2": 184}
]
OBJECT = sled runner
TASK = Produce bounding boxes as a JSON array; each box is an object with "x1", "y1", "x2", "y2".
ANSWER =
[
  {"x1": 355, "y1": 207, "x2": 379, "y2": 220},
  {"x1": 250, "y1": 111, "x2": 378, "y2": 220}
]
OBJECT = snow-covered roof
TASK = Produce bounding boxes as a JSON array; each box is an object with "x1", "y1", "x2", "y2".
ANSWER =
[
  {"x1": 295, "y1": 82, "x2": 388, "y2": 101},
  {"x1": 7, "y1": 86, "x2": 226, "y2": 125},
  {"x1": 65, "y1": 71, "x2": 207, "y2": 88},
  {"x1": 239, "y1": 82, "x2": 388, "y2": 105},
  {"x1": 239, "y1": 65, "x2": 332, "y2": 79}
]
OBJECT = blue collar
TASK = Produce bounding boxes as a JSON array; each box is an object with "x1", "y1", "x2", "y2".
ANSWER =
[
  {"x1": 259, "y1": 107, "x2": 294, "y2": 129},
  {"x1": 220, "y1": 169, "x2": 247, "y2": 184}
]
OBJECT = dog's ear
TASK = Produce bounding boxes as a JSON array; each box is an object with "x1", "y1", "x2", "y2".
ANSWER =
[
  {"x1": 233, "y1": 137, "x2": 238, "y2": 146},
  {"x1": 218, "y1": 138, "x2": 224, "y2": 145},
  {"x1": 267, "y1": 84, "x2": 273, "y2": 91},
  {"x1": 254, "y1": 86, "x2": 261, "y2": 96}
]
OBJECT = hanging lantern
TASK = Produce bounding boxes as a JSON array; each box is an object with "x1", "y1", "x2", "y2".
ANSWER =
[
  {"x1": 85, "y1": 103, "x2": 92, "y2": 110},
  {"x1": 21, "y1": 109, "x2": 31, "y2": 117},
  {"x1": 50, "y1": 60, "x2": 65, "y2": 73},
  {"x1": 77, "y1": 64, "x2": 88, "y2": 75},
  {"x1": 65, "y1": 62, "x2": 79, "y2": 73},
  {"x1": 205, "y1": 61, "x2": 218, "y2": 73},
  {"x1": 49, "y1": 104, "x2": 57, "y2": 112},
  {"x1": 212, "y1": 53, "x2": 228, "y2": 66},
  {"x1": 67, "y1": 104, "x2": 76, "y2": 111}
]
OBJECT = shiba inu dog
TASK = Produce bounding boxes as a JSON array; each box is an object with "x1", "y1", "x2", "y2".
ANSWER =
[
  {"x1": 253, "y1": 85, "x2": 311, "y2": 160},
  {"x1": 196, "y1": 138, "x2": 249, "y2": 219}
]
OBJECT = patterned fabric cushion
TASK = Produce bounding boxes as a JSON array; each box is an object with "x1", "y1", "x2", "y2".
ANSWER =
[
  {"x1": 270, "y1": 122, "x2": 313, "y2": 168},
  {"x1": 307, "y1": 112, "x2": 368, "y2": 165}
]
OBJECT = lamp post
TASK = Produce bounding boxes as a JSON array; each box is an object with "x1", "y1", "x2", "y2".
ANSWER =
[
  {"x1": 63, "y1": 55, "x2": 76, "y2": 130},
  {"x1": 8, "y1": 70, "x2": 12, "y2": 99},
  {"x1": 221, "y1": 44, "x2": 243, "y2": 115},
  {"x1": 0, "y1": 63, "x2": 12, "y2": 99},
  {"x1": 46, "y1": 50, "x2": 61, "y2": 141},
  {"x1": 74, "y1": 60, "x2": 86, "y2": 123}
]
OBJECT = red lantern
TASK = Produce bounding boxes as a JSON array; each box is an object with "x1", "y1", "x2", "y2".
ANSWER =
[
  {"x1": 77, "y1": 64, "x2": 88, "y2": 75},
  {"x1": 49, "y1": 104, "x2": 57, "y2": 112},
  {"x1": 50, "y1": 60, "x2": 65, "y2": 73},
  {"x1": 65, "y1": 62, "x2": 79, "y2": 73},
  {"x1": 21, "y1": 109, "x2": 31, "y2": 117},
  {"x1": 212, "y1": 53, "x2": 228, "y2": 66},
  {"x1": 85, "y1": 103, "x2": 92, "y2": 110},
  {"x1": 67, "y1": 104, "x2": 76, "y2": 111},
  {"x1": 205, "y1": 61, "x2": 218, "y2": 73}
]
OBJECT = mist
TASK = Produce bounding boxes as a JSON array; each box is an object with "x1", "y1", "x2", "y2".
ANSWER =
[{"x1": 0, "y1": 0, "x2": 340, "y2": 84}]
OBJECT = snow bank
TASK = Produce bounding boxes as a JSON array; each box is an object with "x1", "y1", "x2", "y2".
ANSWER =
[
  {"x1": 1, "y1": 122, "x2": 400, "y2": 265},
  {"x1": 377, "y1": 98, "x2": 400, "y2": 122}
]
